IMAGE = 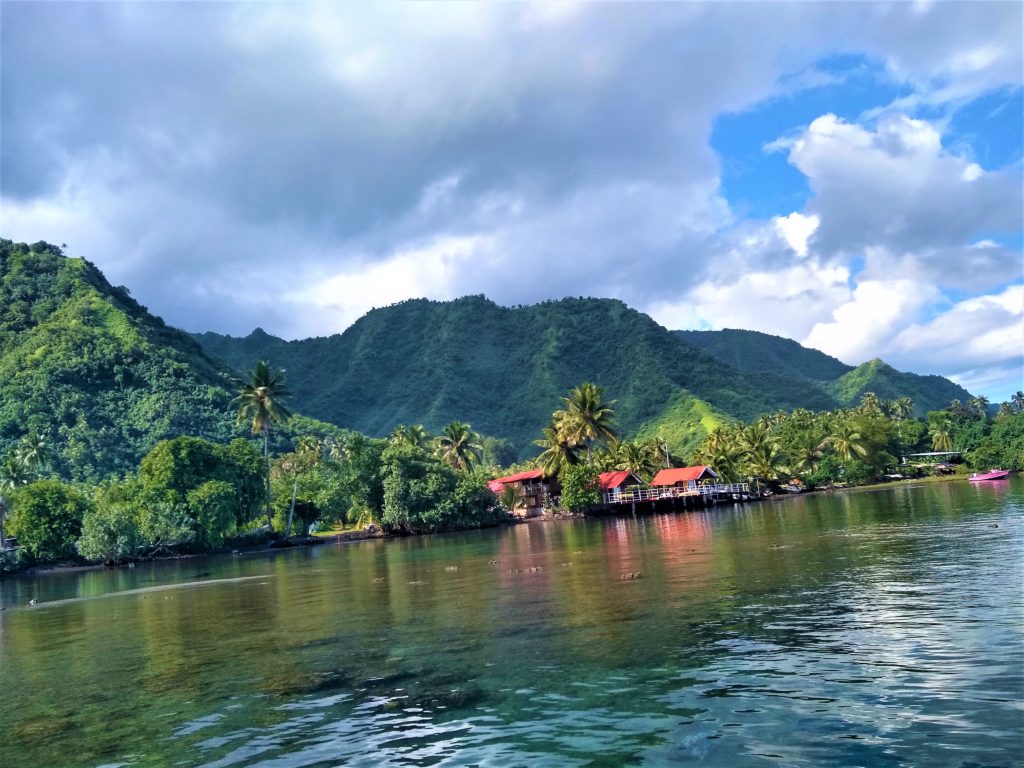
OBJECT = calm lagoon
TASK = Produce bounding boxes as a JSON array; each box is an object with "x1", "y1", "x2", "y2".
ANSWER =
[{"x1": 1, "y1": 478, "x2": 1021, "y2": 767}]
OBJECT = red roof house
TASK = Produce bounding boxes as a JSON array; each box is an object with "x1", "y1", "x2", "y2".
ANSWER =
[
  {"x1": 487, "y1": 468, "x2": 555, "y2": 518},
  {"x1": 597, "y1": 470, "x2": 642, "y2": 490},
  {"x1": 650, "y1": 466, "x2": 718, "y2": 487}
]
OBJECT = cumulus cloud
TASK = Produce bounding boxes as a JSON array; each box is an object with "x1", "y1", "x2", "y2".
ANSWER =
[
  {"x1": 783, "y1": 113, "x2": 1021, "y2": 277},
  {"x1": 1, "y1": 2, "x2": 1022, "y2": 395}
]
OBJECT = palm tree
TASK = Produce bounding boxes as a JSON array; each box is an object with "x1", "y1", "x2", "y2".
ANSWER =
[
  {"x1": 435, "y1": 421, "x2": 483, "y2": 471},
  {"x1": 693, "y1": 429, "x2": 746, "y2": 483},
  {"x1": 15, "y1": 432, "x2": 51, "y2": 476},
  {"x1": 997, "y1": 402, "x2": 1014, "y2": 419},
  {"x1": 559, "y1": 383, "x2": 617, "y2": 466},
  {"x1": 859, "y1": 392, "x2": 881, "y2": 414},
  {"x1": 534, "y1": 421, "x2": 580, "y2": 476},
  {"x1": 893, "y1": 396, "x2": 914, "y2": 421},
  {"x1": 295, "y1": 436, "x2": 323, "y2": 460},
  {"x1": 824, "y1": 422, "x2": 868, "y2": 462},
  {"x1": 233, "y1": 360, "x2": 292, "y2": 530},
  {"x1": 1012, "y1": 391, "x2": 1024, "y2": 414},
  {"x1": 390, "y1": 424, "x2": 430, "y2": 449},
  {"x1": 930, "y1": 424, "x2": 953, "y2": 452},
  {"x1": 0, "y1": 453, "x2": 33, "y2": 551},
  {"x1": 614, "y1": 440, "x2": 660, "y2": 481},
  {"x1": 746, "y1": 441, "x2": 789, "y2": 483},
  {"x1": 791, "y1": 430, "x2": 823, "y2": 474},
  {"x1": 323, "y1": 435, "x2": 351, "y2": 463},
  {"x1": 967, "y1": 396, "x2": 990, "y2": 419}
]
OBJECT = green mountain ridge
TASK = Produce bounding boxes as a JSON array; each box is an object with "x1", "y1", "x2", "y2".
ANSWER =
[
  {"x1": 195, "y1": 296, "x2": 962, "y2": 457},
  {"x1": 0, "y1": 238, "x2": 974, "y2": 478},
  {"x1": 674, "y1": 329, "x2": 971, "y2": 417},
  {"x1": 0, "y1": 240, "x2": 341, "y2": 481},
  {"x1": 0, "y1": 240, "x2": 241, "y2": 480}
]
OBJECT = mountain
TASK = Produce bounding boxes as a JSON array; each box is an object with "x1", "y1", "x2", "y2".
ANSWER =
[
  {"x1": 0, "y1": 238, "x2": 972, "y2": 478},
  {"x1": 675, "y1": 329, "x2": 971, "y2": 416},
  {"x1": 194, "y1": 296, "x2": 835, "y2": 458},
  {"x1": 823, "y1": 358, "x2": 973, "y2": 414},
  {"x1": 0, "y1": 240, "x2": 339, "y2": 481},
  {"x1": 675, "y1": 328, "x2": 852, "y2": 381},
  {"x1": 0, "y1": 240, "x2": 239, "y2": 479}
]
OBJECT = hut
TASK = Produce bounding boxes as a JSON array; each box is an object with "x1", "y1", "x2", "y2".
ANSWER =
[
  {"x1": 650, "y1": 466, "x2": 719, "y2": 491},
  {"x1": 488, "y1": 469, "x2": 558, "y2": 518},
  {"x1": 597, "y1": 470, "x2": 643, "y2": 502}
]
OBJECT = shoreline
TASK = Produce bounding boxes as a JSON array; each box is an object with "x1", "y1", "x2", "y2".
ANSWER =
[{"x1": 1, "y1": 473, "x2": 997, "y2": 581}]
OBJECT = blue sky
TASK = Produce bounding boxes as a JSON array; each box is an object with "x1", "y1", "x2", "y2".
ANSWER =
[{"x1": 1, "y1": 2, "x2": 1022, "y2": 400}]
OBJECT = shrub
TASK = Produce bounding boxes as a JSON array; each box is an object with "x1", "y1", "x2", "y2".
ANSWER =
[
  {"x1": 7, "y1": 479, "x2": 91, "y2": 562},
  {"x1": 186, "y1": 480, "x2": 236, "y2": 548},
  {"x1": 78, "y1": 501, "x2": 143, "y2": 564},
  {"x1": 559, "y1": 464, "x2": 601, "y2": 512}
]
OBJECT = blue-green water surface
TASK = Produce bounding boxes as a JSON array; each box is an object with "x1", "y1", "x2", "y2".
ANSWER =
[{"x1": 1, "y1": 478, "x2": 1022, "y2": 767}]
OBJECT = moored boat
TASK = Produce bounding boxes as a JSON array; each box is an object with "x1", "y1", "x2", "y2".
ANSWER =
[{"x1": 969, "y1": 469, "x2": 1010, "y2": 482}]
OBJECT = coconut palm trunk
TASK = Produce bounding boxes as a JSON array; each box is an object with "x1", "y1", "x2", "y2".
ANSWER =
[{"x1": 263, "y1": 424, "x2": 273, "y2": 530}]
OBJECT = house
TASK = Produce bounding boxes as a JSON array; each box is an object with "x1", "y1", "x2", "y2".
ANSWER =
[
  {"x1": 650, "y1": 466, "x2": 719, "y2": 491},
  {"x1": 488, "y1": 468, "x2": 559, "y2": 518},
  {"x1": 597, "y1": 470, "x2": 643, "y2": 501}
]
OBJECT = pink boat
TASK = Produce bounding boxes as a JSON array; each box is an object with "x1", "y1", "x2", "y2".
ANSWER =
[{"x1": 969, "y1": 469, "x2": 1010, "y2": 482}]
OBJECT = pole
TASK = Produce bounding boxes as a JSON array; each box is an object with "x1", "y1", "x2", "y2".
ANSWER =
[{"x1": 285, "y1": 477, "x2": 298, "y2": 538}]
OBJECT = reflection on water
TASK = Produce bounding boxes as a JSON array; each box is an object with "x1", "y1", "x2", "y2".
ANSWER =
[{"x1": 1, "y1": 478, "x2": 1021, "y2": 767}]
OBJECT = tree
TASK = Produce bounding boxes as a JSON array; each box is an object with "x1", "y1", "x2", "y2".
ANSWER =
[
  {"x1": 435, "y1": 421, "x2": 483, "y2": 471},
  {"x1": 534, "y1": 421, "x2": 580, "y2": 476},
  {"x1": 824, "y1": 422, "x2": 869, "y2": 462},
  {"x1": 233, "y1": 361, "x2": 292, "y2": 530},
  {"x1": 15, "y1": 432, "x2": 52, "y2": 476},
  {"x1": 790, "y1": 430, "x2": 823, "y2": 474},
  {"x1": 390, "y1": 424, "x2": 430, "y2": 450},
  {"x1": 859, "y1": 392, "x2": 881, "y2": 414},
  {"x1": 1013, "y1": 391, "x2": 1024, "y2": 415},
  {"x1": 559, "y1": 464, "x2": 601, "y2": 512},
  {"x1": 931, "y1": 424, "x2": 954, "y2": 452},
  {"x1": 559, "y1": 383, "x2": 617, "y2": 466},
  {"x1": 6, "y1": 479, "x2": 91, "y2": 562},
  {"x1": 78, "y1": 497, "x2": 143, "y2": 564},
  {"x1": 614, "y1": 440, "x2": 660, "y2": 481},
  {"x1": 968, "y1": 396, "x2": 990, "y2": 419}
]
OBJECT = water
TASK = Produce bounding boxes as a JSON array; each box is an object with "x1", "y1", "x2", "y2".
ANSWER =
[{"x1": 1, "y1": 479, "x2": 1021, "y2": 767}]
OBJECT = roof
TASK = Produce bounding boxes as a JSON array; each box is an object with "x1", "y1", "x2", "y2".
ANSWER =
[
  {"x1": 598, "y1": 470, "x2": 640, "y2": 489},
  {"x1": 491, "y1": 468, "x2": 545, "y2": 485},
  {"x1": 650, "y1": 466, "x2": 718, "y2": 486}
]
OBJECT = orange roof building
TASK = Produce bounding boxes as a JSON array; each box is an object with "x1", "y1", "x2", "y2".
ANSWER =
[{"x1": 650, "y1": 466, "x2": 718, "y2": 487}]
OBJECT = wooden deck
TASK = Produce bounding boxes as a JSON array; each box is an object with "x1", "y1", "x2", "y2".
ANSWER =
[{"x1": 602, "y1": 483, "x2": 751, "y2": 506}]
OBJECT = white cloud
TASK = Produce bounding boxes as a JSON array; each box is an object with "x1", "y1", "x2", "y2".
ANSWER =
[
  {"x1": 773, "y1": 212, "x2": 819, "y2": 257},
  {"x1": 803, "y1": 279, "x2": 939, "y2": 363},
  {"x1": 2, "y1": 1, "x2": 1022, "y2": 398},
  {"x1": 787, "y1": 113, "x2": 1022, "y2": 266},
  {"x1": 892, "y1": 284, "x2": 1023, "y2": 370}
]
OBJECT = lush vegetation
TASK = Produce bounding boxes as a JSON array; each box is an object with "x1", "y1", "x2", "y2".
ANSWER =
[
  {"x1": 0, "y1": 240, "x2": 343, "y2": 482},
  {"x1": 196, "y1": 296, "x2": 865, "y2": 457},
  {"x1": 677, "y1": 329, "x2": 972, "y2": 417},
  {"x1": 0, "y1": 239, "x2": 1009, "y2": 573},
  {"x1": 688, "y1": 392, "x2": 1024, "y2": 488}
]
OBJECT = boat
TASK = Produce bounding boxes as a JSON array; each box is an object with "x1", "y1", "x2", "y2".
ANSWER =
[{"x1": 969, "y1": 469, "x2": 1010, "y2": 482}]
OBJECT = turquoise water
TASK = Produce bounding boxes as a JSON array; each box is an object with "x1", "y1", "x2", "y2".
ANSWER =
[{"x1": 1, "y1": 478, "x2": 1021, "y2": 767}]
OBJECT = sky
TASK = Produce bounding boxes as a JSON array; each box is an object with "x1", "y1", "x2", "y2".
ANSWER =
[{"x1": 2, "y1": 2, "x2": 1022, "y2": 400}]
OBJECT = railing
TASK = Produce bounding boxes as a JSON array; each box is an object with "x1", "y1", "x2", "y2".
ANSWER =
[{"x1": 603, "y1": 483, "x2": 750, "y2": 506}]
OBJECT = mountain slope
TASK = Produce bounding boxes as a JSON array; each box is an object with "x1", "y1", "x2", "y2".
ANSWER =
[
  {"x1": 824, "y1": 358, "x2": 972, "y2": 415},
  {"x1": 675, "y1": 328, "x2": 852, "y2": 381},
  {"x1": 0, "y1": 239, "x2": 244, "y2": 479},
  {"x1": 196, "y1": 296, "x2": 839, "y2": 456},
  {"x1": 675, "y1": 329, "x2": 971, "y2": 416}
]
